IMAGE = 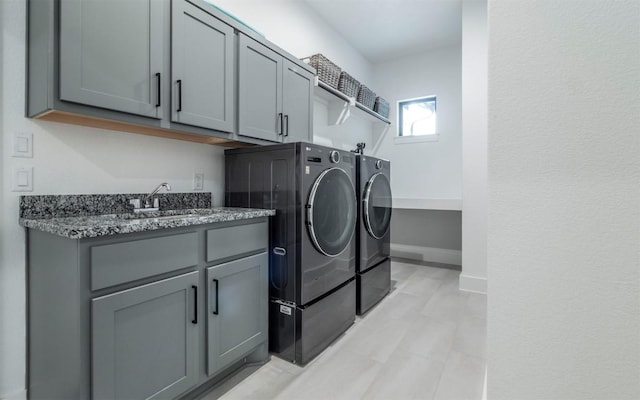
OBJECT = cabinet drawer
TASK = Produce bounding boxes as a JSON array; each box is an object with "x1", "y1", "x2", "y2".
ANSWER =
[
  {"x1": 206, "y1": 221, "x2": 267, "y2": 263},
  {"x1": 91, "y1": 232, "x2": 198, "y2": 290}
]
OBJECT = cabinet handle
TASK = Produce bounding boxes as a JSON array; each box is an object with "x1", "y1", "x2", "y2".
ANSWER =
[
  {"x1": 212, "y1": 279, "x2": 219, "y2": 315},
  {"x1": 278, "y1": 113, "x2": 283, "y2": 135},
  {"x1": 155, "y1": 73, "x2": 161, "y2": 107},
  {"x1": 284, "y1": 115, "x2": 289, "y2": 137},
  {"x1": 191, "y1": 285, "x2": 198, "y2": 324},
  {"x1": 177, "y1": 80, "x2": 183, "y2": 112}
]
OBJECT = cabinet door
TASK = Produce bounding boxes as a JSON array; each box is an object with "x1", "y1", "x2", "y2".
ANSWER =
[
  {"x1": 92, "y1": 272, "x2": 199, "y2": 400},
  {"x1": 59, "y1": 0, "x2": 164, "y2": 118},
  {"x1": 282, "y1": 59, "x2": 314, "y2": 142},
  {"x1": 171, "y1": 0, "x2": 235, "y2": 132},
  {"x1": 238, "y1": 34, "x2": 283, "y2": 142},
  {"x1": 206, "y1": 252, "x2": 268, "y2": 375}
]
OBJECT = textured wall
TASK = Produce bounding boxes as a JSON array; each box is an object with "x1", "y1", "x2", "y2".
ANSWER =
[{"x1": 487, "y1": 0, "x2": 640, "y2": 398}]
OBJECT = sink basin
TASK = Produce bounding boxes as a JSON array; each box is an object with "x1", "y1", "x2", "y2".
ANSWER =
[
  {"x1": 119, "y1": 209, "x2": 225, "y2": 221},
  {"x1": 135, "y1": 213, "x2": 201, "y2": 221}
]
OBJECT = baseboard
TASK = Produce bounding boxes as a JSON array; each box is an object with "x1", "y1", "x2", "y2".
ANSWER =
[
  {"x1": 390, "y1": 243, "x2": 462, "y2": 266},
  {"x1": 459, "y1": 273, "x2": 487, "y2": 294},
  {"x1": 0, "y1": 389, "x2": 27, "y2": 400}
]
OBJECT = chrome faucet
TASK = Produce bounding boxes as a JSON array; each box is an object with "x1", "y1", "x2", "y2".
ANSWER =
[
  {"x1": 129, "y1": 182, "x2": 171, "y2": 213},
  {"x1": 144, "y1": 182, "x2": 171, "y2": 208}
]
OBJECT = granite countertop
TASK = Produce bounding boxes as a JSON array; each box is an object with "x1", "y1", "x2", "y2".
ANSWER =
[
  {"x1": 20, "y1": 207, "x2": 275, "y2": 239},
  {"x1": 19, "y1": 193, "x2": 274, "y2": 239}
]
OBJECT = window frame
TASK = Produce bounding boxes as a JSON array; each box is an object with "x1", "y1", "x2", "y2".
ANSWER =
[{"x1": 396, "y1": 95, "x2": 438, "y2": 143}]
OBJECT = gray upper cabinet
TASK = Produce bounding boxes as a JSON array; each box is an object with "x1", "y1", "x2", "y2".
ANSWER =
[
  {"x1": 206, "y1": 252, "x2": 268, "y2": 375},
  {"x1": 238, "y1": 34, "x2": 313, "y2": 143},
  {"x1": 92, "y1": 271, "x2": 199, "y2": 400},
  {"x1": 59, "y1": 0, "x2": 164, "y2": 119},
  {"x1": 171, "y1": 0, "x2": 235, "y2": 132},
  {"x1": 28, "y1": 0, "x2": 314, "y2": 145},
  {"x1": 238, "y1": 35, "x2": 283, "y2": 141},
  {"x1": 282, "y1": 59, "x2": 314, "y2": 142}
]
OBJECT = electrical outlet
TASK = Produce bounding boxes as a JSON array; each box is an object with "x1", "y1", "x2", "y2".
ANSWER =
[{"x1": 193, "y1": 173, "x2": 204, "y2": 191}]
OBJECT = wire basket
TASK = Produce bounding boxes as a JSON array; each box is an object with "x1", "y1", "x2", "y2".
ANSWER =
[
  {"x1": 357, "y1": 85, "x2": 376, "y2": 109},
  {"x1": 374, "y1": 97, "x2": 389, "y2": 118},
  {"x1": 303, "y1": 54, "x2": 341, "y2": 89},
  {"x1": 337, "y1": 71, "x2": 360, "y2": 98}
]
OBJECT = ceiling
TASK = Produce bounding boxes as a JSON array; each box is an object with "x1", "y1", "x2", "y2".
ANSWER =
[{"x1": 301, "y1": 0, "x2": 462, "y2": 64}]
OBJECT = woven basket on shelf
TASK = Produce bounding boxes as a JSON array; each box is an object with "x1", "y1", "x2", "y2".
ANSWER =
[
  {"x1": 374, "y1": 96, "x2": 390, "y2": 118},
  {"x1": 303, "y1": 54, "x2": 341, "y2": 89},
  {"x1": 337, "y1": 71, "x2": 360, "y2": 98},
  {"x1": 357, "y1": 85, "x2": 376, "y2": 109}
]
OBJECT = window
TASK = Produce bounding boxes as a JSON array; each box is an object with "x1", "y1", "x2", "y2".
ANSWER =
[{"x1": 398, "y1": 96, "x2": 437, "y2": 137}]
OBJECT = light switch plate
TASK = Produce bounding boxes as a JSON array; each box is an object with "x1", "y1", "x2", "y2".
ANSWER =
[
  {"x1": 193, "y1": 173, "x2": 204, "y2": 191},
  {"x1": 13, "y1": 132, "x2": 33, "y2": 158},
  {"x1": 12, "y1": 166, "x2": 34, "y2": 192}
]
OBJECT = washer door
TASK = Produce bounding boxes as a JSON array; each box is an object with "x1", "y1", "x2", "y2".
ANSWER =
[
  {"x1": 307, "y1": 167, "x2": 357, "y2": 256},
  {"x1": 363, "y1": 173, "x2": 392, "y2": 239}
]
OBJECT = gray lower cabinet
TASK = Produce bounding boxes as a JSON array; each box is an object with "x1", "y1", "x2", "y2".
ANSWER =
[
  {"x1": 206, "y1": 253, "x2": 268, "y2": 375},
  {"x1": 171, "y1": 0, "x2": 235, "y2": 132},
  {"x1": 59, "y1": 0, "x2": 164, "y2": 119},
  {"x1": 238, "y1": 34, "x2": 314, "y2": 143},
  {"x1": 92, "y1": 272, "x2": 199, "y2": 400},
  {"x1": 27, "y1": 219, "x2": 269, "y2": 400}
]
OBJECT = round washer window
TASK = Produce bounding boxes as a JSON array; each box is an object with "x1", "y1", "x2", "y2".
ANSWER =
[
  {"x1": 364, "y1": 173, "x2": 392, "y2": 239},
  {"x1": 307, "y1": 168, "x2": 357, "y2": 256}
]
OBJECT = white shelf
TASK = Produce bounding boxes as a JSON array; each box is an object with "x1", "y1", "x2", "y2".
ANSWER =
[
  {"x1": 392, "y1": 198, "x2": 462, "y2": 211},
  {"x1": 353, "y1": 101, "x2": 391, "y2": 124},
  {"x1": 314, "y1": 79, "x2": 391, "y2": 125},
  {"x1": 313, "y1": 78, "x2": 391, "y2": 153},
  {"x1": 314, "y1": 79, "x2": 352, "y2": 104}
]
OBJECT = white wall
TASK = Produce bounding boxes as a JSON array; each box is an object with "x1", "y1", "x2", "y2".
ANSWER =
[
  {"x1": 488, "y1": 0, "x2": 640, "y2": 399},
  {"x1": 0, "y1": 1, "x2": 225, "y2": 398},
  {"x1": 212, "y1": 0, "x2": 373, "y2": 84},
  {"x1": 461, "y1": 0, "x2": 487, "y2": 293},
  {"x1": 372, "y1": 46, "x2": 462, "y2": 200}
]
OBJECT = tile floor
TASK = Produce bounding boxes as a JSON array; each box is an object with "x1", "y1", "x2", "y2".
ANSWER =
[{"x1": 208, "y1": 259, "x2": 486, "y2": 400}]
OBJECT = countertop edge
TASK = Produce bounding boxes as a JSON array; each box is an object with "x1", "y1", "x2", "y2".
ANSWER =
[{"x1": 20, "y1": 208, "x2": 276, "y2": 239}]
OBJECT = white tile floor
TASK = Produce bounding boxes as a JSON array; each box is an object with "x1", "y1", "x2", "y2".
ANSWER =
[{"x1": 208, "y1": 260, "x2": 486, "y2": 400}]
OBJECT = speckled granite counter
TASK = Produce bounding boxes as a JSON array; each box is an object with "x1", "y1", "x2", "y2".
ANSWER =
[{"x1": 19, "y1": 194, "x2": 274, "y2": 239}]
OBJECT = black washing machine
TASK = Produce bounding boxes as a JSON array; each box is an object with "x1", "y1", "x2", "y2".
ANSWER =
[
  {"x1": 356, "y1": 155, "x2": 392, "y2": 314},
  {"x1": 225, "y1": 142, "x2": 357, "y2": 364}
]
